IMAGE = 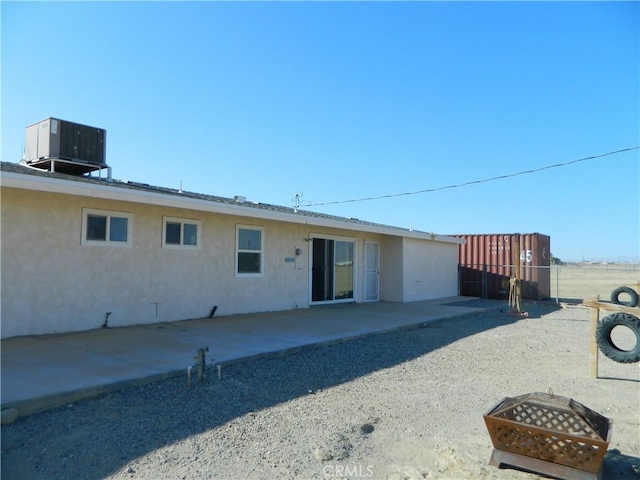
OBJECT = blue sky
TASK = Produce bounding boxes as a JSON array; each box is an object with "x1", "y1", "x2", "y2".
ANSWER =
[{"x1": 2, "y1": 1, "x2": 639, "y2": 262}]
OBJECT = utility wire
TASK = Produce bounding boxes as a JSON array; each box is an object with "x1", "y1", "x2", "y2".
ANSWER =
[{"x1": 310, "y1": 146, "x2": 640, "y2": 207}]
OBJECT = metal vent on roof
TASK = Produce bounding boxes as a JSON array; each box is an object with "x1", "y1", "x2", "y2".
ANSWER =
[
  {"x1": 58, "y1": 121, "x2": 105, "y2": 165},
  {"x1": 23, "y1": 117, "x2": 110, "y2": 178}
]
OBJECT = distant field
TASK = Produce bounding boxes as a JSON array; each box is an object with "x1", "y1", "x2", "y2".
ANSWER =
[{"x1": 550, "y1": 264, "x2": 640, "y2": 303}]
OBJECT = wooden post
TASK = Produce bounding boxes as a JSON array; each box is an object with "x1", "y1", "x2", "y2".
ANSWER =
[
  {"x1": 514, "y1": 238, "x2": 521, "y2": 312},
  {"x1": 589, "y1": 295, "x2": 600, "y2": 379},
  {"x1": 509, "y1": 236, "x2": 522, "y2": 313}
]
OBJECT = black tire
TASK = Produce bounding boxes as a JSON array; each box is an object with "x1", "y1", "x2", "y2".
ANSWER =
[
  {"x1": 610, "y1": 286, "x2": 639, "y2": 307},
  {"x1": 595, "y1": 313, "x2": 640, "y2": 364}
]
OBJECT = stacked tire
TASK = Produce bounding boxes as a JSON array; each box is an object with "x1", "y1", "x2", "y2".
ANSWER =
[
  {"x1": 595, "y1": 286, "x2": 640, "y2": 364},
  {"x1": 610, "y1": 286, "x2": 639, "y2": 308}
]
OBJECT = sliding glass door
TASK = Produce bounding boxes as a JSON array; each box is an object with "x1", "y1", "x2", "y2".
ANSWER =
[{"x1": 311, "y1": 237, "x2": 354, "y2": 303}]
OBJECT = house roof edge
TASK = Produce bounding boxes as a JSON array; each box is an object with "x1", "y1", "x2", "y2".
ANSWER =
[{"x1": 1, "y1": 162, "x2": 464, "y2": 244}]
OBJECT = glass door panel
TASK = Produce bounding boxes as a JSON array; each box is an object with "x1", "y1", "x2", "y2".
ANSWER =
[
  {"x1": 311, "y1": 238, "x2": 354, "y2": 302},
  {"x1": 334, "y1": 240, "x2": 354, "y2": 300}
]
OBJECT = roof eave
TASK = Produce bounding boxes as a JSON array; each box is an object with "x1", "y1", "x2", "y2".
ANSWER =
[{"x1": 0, "y1": 170, "x2": 464, "y2": 244}]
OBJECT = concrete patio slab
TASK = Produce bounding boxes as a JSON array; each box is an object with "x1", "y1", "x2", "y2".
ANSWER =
[{"x1": 1, "y1": 297, "x2": 493, "y2": 419}]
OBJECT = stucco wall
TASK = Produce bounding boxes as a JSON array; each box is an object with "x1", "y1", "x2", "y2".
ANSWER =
[
  {"x1": 1, "y1": 188, "x2": 397, "y2": 337},
  {"x1": 1, "y1": 187, "x2": 460, "y2": 338},
  {"x1": 401, "y1": 237, "x2": 459, "y2": 302},
  {"x1": 379, "y1": 236, "x2": 404, "y2": 302}
]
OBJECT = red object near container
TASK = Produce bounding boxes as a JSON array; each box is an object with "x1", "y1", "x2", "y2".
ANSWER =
[{"x1": 453, "y1": 233, "x2": 551, "y2": 300}]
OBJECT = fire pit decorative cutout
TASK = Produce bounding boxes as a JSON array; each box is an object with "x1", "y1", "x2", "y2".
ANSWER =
[{"x1": 484, "y1": 391, "x2": 612, "y2": 480}]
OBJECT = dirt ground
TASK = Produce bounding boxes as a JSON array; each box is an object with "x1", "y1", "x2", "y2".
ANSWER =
[
  {"x1": 551, "y1": 265, "x2": 639, "y2": 303},
  {"x1": 1, "y1": 302, "x2": 639, "y2": 480}
]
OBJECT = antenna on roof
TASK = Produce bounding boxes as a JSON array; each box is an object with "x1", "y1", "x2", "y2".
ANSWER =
[
  {"x1": 292, "y1": 192, "x2": 302, "y2": 213},
  {"x1": 292, "y1": 192, "x2": 311, "y2": 213}
]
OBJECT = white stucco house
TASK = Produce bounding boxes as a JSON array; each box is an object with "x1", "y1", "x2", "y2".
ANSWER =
[{"x1": 1, "y1": 161, "x2": 464, "y2": 339}]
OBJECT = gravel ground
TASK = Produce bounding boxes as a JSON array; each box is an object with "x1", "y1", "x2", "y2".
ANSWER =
[{"x1": 2, "y1": 302, "x2": 639, "y2": 480}]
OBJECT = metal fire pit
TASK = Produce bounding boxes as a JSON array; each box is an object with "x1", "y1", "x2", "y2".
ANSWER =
[{"x1": 484, "y1": 392, "x2": 612, "y2": 480}]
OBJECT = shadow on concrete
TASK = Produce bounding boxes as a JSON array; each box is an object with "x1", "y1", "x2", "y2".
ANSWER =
[{"x1": 1, "y1": 302, "x2": 562, "y2": 479}]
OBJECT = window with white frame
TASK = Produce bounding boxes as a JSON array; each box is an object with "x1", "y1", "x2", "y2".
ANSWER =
[
  {"x1": 81, "y1": 208, "x2": 133, "y2": 246},
  {"x1": 236, "y1": 225, "x2": 263, "y2": 276},
  {"x1": 162, "y1": 217, "x2": 201, "y2": 249}
]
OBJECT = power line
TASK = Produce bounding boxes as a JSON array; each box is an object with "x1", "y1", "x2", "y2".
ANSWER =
[{"x1": 310, "y1": 146, "x2": 640, "y2": 207}]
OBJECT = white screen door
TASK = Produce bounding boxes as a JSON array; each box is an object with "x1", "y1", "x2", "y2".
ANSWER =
[{"x1": 364, "y1": 241, "x2": 380, "y2": 302}]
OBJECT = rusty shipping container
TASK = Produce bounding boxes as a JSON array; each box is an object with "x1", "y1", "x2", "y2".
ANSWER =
[{"x1": 453, "y1": 233, "x2": 551, "y2": 300}]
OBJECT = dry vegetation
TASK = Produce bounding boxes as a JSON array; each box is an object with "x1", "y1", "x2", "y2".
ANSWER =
[{"x1": 550, "y1": 264, "x2": 639, "y2": 303}]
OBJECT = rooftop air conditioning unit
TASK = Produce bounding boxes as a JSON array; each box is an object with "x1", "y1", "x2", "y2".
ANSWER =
[{"x1": 24, "y1": 118, "x2": 107, "y2": 175}]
